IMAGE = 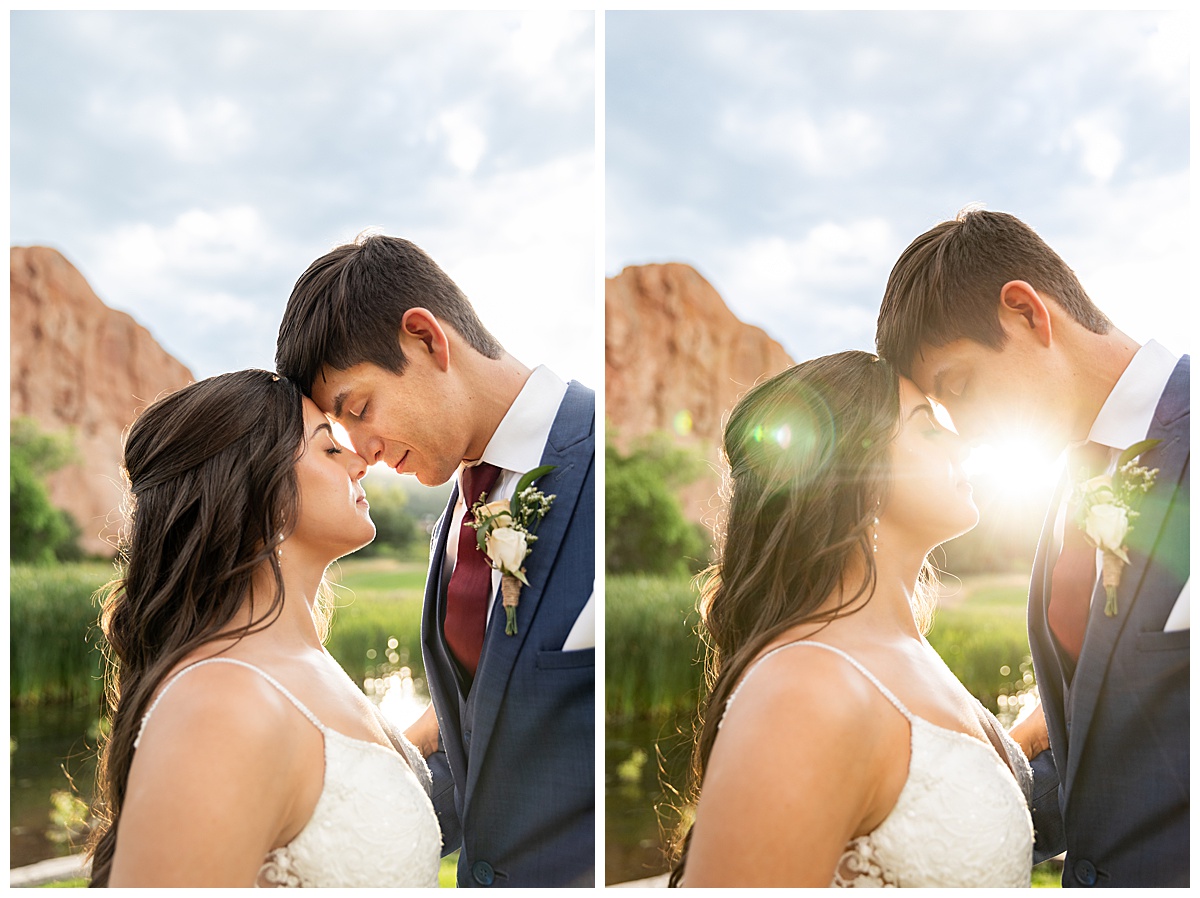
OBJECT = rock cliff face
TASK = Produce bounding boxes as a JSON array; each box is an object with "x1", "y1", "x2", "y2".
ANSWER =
[
  {"x1": 10, "y1": 246, "x2": 195, "y2": 557},
  {"x1": 605, "y1": 263, "x2": 794, "y2": 525}
]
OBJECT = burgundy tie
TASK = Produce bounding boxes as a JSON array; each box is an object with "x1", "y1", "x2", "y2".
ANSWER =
[
  {"x1": 445, "y1": 462, "x2": 502, "y2": 677},
  {"x1": 1047, "y1": 442, "x2": 1112, "y2": 662}
]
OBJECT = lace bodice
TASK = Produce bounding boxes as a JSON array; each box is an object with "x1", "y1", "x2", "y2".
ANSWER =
[
  {"x1": 135, "y1": 658, "x2": 441, "y2": 888},
  {"x1": 724, "y1": 641, "x2": 1033, "y2": 888}
]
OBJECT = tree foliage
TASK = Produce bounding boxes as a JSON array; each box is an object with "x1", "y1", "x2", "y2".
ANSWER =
[
  {"x1": 10, "y1": 418, "x2": 82, "y2": 564},
  {"x1": 605, "y1": 427, "x2": 708, "y2": 576},
  {"x1": 352, "y1": 480, "x2": 420, "y2": 558}
]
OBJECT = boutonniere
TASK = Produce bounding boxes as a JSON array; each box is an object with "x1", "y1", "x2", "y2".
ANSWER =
[
  {"x1": 1072, "y1": 438, "x2": 1160, "y2": 617},
  {"x1": 469, "y1": 465, "x2": 556, "y2": 635}
]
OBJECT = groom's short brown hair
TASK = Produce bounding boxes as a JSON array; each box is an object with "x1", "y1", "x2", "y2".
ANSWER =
[
  {"x1": 275, "y1": 233, "x2": 504, "y2": 394},
  {"x1": 875, "y1": 208, "x2": 1111, "y2": 376}
]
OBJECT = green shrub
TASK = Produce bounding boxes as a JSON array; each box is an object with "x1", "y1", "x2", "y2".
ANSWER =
[
  {"x1": 349, "y1": 483, "x2": 421, "y2": 559},
  {"x1": 605, "y1": 572, "x2": 1038, "y2": 722},
  {"x1": 605, "y1": 574, "x2": 706, "y2": 720},
  {"x1": 9, "y1": 563, "x2": 113, "y2": 705},
  {"x1": 606, "y1": 429, "x2": 708, "y2": 576},
  {"x1": 10, "y1": 560, "x2": 430, "y2": 707},
  {"x1": 10, "y1": 418, "x2": 83, "y2": 564}
]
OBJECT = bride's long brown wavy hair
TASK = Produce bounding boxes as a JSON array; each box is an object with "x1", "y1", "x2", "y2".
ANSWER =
[
  {"x1": 86, "y1": 370, "x2": 316, "y2": 886},
  {"x1": 668, "y1": 351, "x2": 935, "y2": 885}
]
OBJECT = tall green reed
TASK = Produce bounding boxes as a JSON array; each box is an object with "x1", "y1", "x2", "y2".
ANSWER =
[{"x1": 10, "y1": 560, "x2": 430, "y2": 706}]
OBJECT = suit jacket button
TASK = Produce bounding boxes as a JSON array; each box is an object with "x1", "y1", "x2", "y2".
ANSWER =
[
  {"x1": 472, "y1": 861, "x2": 495, "y2": 886},
  {"x1": 1074, "y1": 859, "x2": 1097, "y2": 886}
]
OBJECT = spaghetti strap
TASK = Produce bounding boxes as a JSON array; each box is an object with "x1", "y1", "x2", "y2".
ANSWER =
[
  {"x1": 134, "y1": 657, "x2": 325, "y2": 749},
  {"x1": 720, "y1": 640, "x2": 914, "y2": 729}
]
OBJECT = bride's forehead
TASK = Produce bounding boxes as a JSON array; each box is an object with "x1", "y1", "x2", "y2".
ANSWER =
[
  {"x1": 896, "y1": 376, "x2": 927, "y2": 408},
  {"x1": 301, "y1": 396, "x2": 329, "y2": 427}
]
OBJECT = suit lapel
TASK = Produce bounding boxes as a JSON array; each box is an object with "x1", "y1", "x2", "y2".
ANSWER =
[
  {"x1": 1029, "y1": 474, "x2": 1072, "y2": 766},
  {"x1": 461, "y1": 381, "x2": 594, "y2": 801},
  {"x1": 422, "y1": 483, "x2": 467, "y2": 770},
  {"x1": 1062, "y1": 357, "x2": 1190, "y2": 791}
]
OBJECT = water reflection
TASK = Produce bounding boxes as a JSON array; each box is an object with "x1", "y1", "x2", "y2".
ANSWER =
[{"x1": 365, "y1": 666, "x2": 430, "y2": 731}]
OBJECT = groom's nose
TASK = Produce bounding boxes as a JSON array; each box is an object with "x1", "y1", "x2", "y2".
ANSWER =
[{"x1": 343, "y1": 424, "x2": 383, "y2": 464}]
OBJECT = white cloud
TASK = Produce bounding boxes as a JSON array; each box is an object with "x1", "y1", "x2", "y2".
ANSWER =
[
  {"x1": 88, "y1": 91, "x2": 254, "y2": 163},
  {"x1": 411, "y1": 151, "x2": 597, "y2": 385},
  {"x1": 1052, "y1": 171, "x2": 1190, "y2": 355},
  {"x1": 717, "y1": 217, "x2": 893, "y2": 300},
  {"x1": 1064, "y1": 115, "x2": 1124, "y2": 183},
  {"x1": 718, "y1": 106, "x2": 885, "y2": 177},
  {"x1": 500, "y1": 10, "x2": 594, "y2": 106},
  {"x1": 433, "y1": 107, "x2": 489, "y2": 175}
]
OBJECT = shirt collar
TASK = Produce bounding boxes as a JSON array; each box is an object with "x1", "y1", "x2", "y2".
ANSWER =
[
  {"x1": 1087, "y1": 339, "x2": 1178, "y2": 451},
  {"x1": 468, "y1": 365, "x2": 568, "y2": 477}
]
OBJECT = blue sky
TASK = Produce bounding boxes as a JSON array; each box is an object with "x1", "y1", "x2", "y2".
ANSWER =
[
  {"x1": 11, "y1": 10, "x2": 597, "y2": 389},
  {"x1": 606, "y1": 11, "x2": 1190, "y2": 364}
]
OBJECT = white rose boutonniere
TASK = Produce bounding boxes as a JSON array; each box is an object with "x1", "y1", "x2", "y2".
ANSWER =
[
  {"x1": 469, "y1": 464, "x2": 556, "y2": 635},
  {"x1": 1072, "y1": 439, "x2": 1160, "y2": 617}
]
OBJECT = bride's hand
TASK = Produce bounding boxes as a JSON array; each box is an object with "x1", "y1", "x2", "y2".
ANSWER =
[
  {"x1": 404, "y1": 703, "x2": 440, "y2": 758},
  {"x1": 1009, "y1": 702, "x2": 1049, "y2": 761}
]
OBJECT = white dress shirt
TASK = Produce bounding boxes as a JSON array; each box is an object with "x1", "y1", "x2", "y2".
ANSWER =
[
  {"x1": 443, "y1": 366, "x2": 594, "y2": 648},
  {"x1": 1053, "y1": 340, "x2": 1186, "y2": 630}
]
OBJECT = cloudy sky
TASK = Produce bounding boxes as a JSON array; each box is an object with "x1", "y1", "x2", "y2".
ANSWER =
[
  {"x1": 606, "y1": 11, "x2": 1190, "y2": 365},
  {"x1": 11, "y1": 10, "x2": 597, "y2": 391}
]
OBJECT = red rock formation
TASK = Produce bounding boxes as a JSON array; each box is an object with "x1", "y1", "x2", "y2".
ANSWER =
[
  {"x1": 605, "y1": 263, "x2": 794, "y2": 526},
  {"x1": 10, "y1": 246, "x2": 195, "y2": 556}
]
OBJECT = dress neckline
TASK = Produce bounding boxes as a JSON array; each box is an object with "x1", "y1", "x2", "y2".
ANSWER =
[{"x1": 729, "y1": 639, "x2": 1015, "y2": 775}]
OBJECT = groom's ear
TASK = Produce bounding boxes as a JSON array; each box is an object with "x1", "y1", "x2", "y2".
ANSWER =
[
  {"x1": 400, "y1": 308, "x2": 452, "y2": 372},
  {"x1": 997, "y1": 281, "x2": 1053, "y2": 348}
]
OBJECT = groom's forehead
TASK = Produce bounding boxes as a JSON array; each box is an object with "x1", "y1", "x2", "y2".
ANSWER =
[{"x1": 910, "y1": 343, "x2": 963, "y2": 395}]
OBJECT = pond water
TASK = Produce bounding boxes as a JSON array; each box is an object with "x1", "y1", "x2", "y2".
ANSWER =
[
  {"x1": 9, "y1": 670, "x2": 431, "y2": 871},
  {"x1": 605, "y1": 713, "x2": 695, "y2": 886},
  {"x1": 10, "y1": 700, "x2": 102, "y2": 868}
]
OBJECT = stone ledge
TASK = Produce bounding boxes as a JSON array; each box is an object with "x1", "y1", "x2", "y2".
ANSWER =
[{"x1": 10, "y1": 853, "x2": 90, "y2": 888}]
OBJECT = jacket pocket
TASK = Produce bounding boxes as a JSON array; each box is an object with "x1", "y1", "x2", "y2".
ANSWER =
[
  {"x1": 1135, "y1": 629, "x2": 1189, "y2": 652},
  {"x1": 536, "y1": 647, "x2": 595, "y2": 670}
]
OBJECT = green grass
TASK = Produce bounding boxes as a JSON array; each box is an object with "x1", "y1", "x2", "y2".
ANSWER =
[
  {"x1": 926, "y1": 579, "x2": 1037, "y2": 719},
  {"x1": 1032, "y1": 859, "x2": 1064, "y2": 888}
]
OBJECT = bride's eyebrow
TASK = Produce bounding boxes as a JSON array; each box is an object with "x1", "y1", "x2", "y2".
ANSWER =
[
  {"x1": 311, "y1": 422, "x2": 334, "y2": 440},
  {"x1": 907, "y1": 403, "x2": 935, "y2": 422}
]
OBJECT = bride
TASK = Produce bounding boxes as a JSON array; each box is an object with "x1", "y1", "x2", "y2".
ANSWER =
[
  {"x1": 86, "y1": 369, "x2": 441, "y2": 887},
  {"x1": 671, "y1": 351, "x2": 1046, "y2": 887}
]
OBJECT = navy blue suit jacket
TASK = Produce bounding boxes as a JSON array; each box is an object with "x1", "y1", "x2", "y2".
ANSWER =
[
  {"x1": 1028, "y1": 356, "x2": 1189, "y2": 887},
  {"x1": 420, "y1": 380, "x2": 595, "y2": 888}
]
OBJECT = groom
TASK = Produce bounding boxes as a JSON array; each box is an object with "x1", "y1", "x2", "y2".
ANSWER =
[
  {"x1": 276, "y1": 234, "x2": 595, "y2": 887},
  {"x1": 876, "y1": 209, "x2": 1188, "y2": 887}
]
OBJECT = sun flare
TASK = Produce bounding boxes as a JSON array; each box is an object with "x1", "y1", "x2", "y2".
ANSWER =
[{"x1": 930, "y1": 401, "x2": 1064, "y2": 503}]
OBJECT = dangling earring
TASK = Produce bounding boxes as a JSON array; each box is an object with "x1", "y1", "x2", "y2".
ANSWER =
[
  {"x1": 872, "y1": 501, "x2": 880, "y2": 554},
  {"x1": 276, "y1": 532, "x2": 285, "y2": 560}
]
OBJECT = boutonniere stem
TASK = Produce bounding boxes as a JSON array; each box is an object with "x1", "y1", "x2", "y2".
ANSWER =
[
  {"x1": 469, "y1": 464, "x2": 556, "y2": 636},
  {"x1": 1073, "y1": 438, "x2": 1160, "y2": 617}
]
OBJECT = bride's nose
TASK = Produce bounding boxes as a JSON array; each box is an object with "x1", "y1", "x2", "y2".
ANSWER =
[{"x1": 347, "y1": 451, "x2": 368, "y2": 480}]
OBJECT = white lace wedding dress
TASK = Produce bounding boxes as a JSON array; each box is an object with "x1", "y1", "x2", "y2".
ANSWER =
[
  {"x1": 724, "y1": 641, "x2": 1034, "y2": 888},
  {"x1": 135, "y1": 657, "x2": 442, "y2": 887}
]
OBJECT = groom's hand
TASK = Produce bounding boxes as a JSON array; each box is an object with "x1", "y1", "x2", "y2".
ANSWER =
[
  {"x1": 1010, "y1": 702, "x2": 1049, "y2": 761},
  {"x1": 404, "y1": 703, "x2": 440, "y2": 758}
]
